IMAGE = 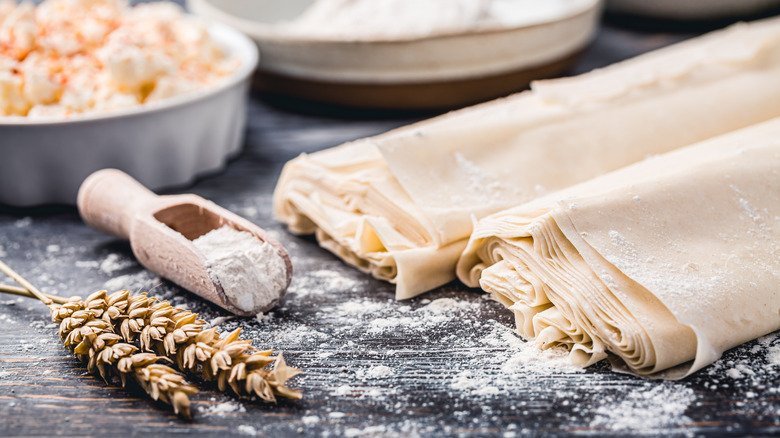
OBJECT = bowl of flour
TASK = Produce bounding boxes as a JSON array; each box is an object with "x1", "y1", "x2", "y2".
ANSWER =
[{"x1": 188, "y1": 0, "x2": 601, "y2": 110}]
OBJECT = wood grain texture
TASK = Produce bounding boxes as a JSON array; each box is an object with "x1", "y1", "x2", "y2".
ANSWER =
[{"x1": 0, "y1": 5, "x2": 778, "y2": 437}]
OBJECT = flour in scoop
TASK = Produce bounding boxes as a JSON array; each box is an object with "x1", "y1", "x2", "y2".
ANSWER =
[{"x1": 192, "y1": 226, "x2": 287, "y2": 313}]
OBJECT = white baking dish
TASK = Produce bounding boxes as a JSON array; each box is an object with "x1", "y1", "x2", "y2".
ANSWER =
[
  {"x1": 188, "y1": 0, "x2": 601, "y2": 110},
  {"x1": 0, "y1": 21, "x2": 259, "y2": 207}
]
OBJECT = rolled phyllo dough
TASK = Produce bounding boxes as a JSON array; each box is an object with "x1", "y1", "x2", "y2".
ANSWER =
[
  {"x1": 456, "y1": 118, "x2": 780, "y2": 378},
  {"x1": 274, "y1": 16, "x2": 780, "y2": 299}
]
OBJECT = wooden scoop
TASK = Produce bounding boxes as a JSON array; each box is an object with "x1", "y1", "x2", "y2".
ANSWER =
[{"x1": 77, "y1": 169, "x2": 292, "y2": 316}]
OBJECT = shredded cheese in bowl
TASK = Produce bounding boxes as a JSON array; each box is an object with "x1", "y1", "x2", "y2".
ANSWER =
[{"x1": 0, "y1": 0, "x2": 238, "y2": 118}]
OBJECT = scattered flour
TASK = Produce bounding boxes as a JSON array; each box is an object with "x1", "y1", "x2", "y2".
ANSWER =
[
  {"x1": 475, "y1": 386, "x2": 500, "y2": 396},
  {"x1": 0, "y1": 244, "x2": 5, "y2": 257},
  {"x1": 365, "y1": 298, "x2": 480, "y2": 334},
  {"x1": 367, "y1": 316, "x2": 417, "y2": 333},
  {"x1": 448, "y1": 321, "x2": 582, "y2": 398},
  {"x1": 237, "y1": 206, "x2": 259, "y2": 218},
  {"x1": 589, "y1": 384, "x2": 696, "y2": 432},
  {"x1": 706, "y1": 332, "x2": 780, "y2": 402},
  {"x1": 301, "y1": 415, "x2": 320, "y2": 425},
  {"x1": 2, "y1": 219, "x2": 773, "y2": 436},
  {"x1": 334, "y1": 385, "x2": 354, "y2": 396},
  {"x1": 255, "y1": 312, "x2": 273, "y2": 323},
  {"x1": 342, "y1": 426, "x2": 391, "y2": 437},
  {"x1": 479, "y1": 323, "x2": 578, "y2": 373},
  {"x1": 261, "y1": 324, "x2": 329, "y2": 346},
  {"x1": 209, "y1": 316, "x2": 236, "y2": 327},
  {"x1": 365, "y1": 365, "x2": 393, "y2": 379},
  {"x1": 354, "y1": 365, "x2": 394, "y2": 380},
  {"x1": 192, "y1": 226, "x2": 288, "y2": 313},
  {"x1": 339, "y1": 300, "x2": 386, "y2": 315},
  {"x1": 768, "y1": 347, "x2": 780, "y2": 365},
  {"x1": 761, "y1": 333, "x2": 780, "y2": 367},
  {"x1": 29, "y1": 320, "x2": 46, "y2": 329},
  {"x1": 100, "y1": 253, "x2": 134, "y2": 274},
  {"x1": 419, "y1": 297, "x2": 475, "y2": 313},
  {"x1": 726, "y1": 366, "x2": 751, "y2": 379},
  {"x1": 289, "y1": 269, "x2": 360, "y2": 297},
  {"x1": 502, "y1": 343, "x2": 579, "y2": 373},
  {"x1": 14, "y1": 217, "x2": 32, "y2": 227},
  {"x1": 236, "y1": 425, "x2": 258, "y2": 436},
  {"x1": 198, "y1": 401, "x2": 246, "y2": 415},
  {"x1": 103, "y1": 270, "x2": 158, "y2": 293},
  {"x1": 75, "y1": 260, "x2": 100, "y2": 269},
  {"x1": 343, "y1": 428, "x2": 362, "y2": 438}
]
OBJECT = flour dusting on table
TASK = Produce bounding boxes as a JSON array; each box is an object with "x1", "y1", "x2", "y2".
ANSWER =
[
  {"x1": 590, "y1": 384, "x2": 696, "y2": 432},
  {"x1": 1, "y1": 214, "x2": 778, "y2": 435}
]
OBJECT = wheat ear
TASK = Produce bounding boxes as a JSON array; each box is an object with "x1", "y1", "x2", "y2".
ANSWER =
[
  {"x1": 105, "y1": 290, "x2": 302, "y2": 402},
  {"x1": 0, "y1": 262, "x2": 198, "y2": 418},
  {"x1": 52, "y1": 291, "x2": 199, "y2": 417}
]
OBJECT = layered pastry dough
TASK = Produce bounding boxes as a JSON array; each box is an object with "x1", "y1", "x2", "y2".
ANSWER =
[
  {"x1": 274, "y1": 16, "x2": 780, "y2": 299},
  {"x1": 457, "y1": 118, "x2": 780, "y2": 377}
]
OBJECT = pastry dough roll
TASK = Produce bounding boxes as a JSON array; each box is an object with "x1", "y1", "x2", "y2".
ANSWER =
[
  {"x1": 275, "y1": 16, "x2": 780, "y2": 299},
  {"x1": 456, "y1": 118, "x2": 780, "y2": 378}
]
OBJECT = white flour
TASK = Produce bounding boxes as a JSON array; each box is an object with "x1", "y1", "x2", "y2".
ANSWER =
[
  {"x1": 103, "y1": 270, "x2": 158, "y2": 294},
  {"x1": 279, "y1": 0, "x2": 589, "y2": 40},
  {"x1": 192, "y1": 226, "x2": 287, "y2": 314},
  {"x1": 1, "y1": 217, "x2": 779, "y2": 436},
  {"x1": 198, "y1": 400, "x2": 246, "y2": 415},
  {"x1": 589, "y1": 384, "x2": 696, "y2": 432},
  {"x1": 364, "y1": 365, "x2": 394, "y2": 379},
  {"x1": 99, "y1": 253, "x2": 134, "y2": 275},
  {"x1": 236, "y1": 425, "x2": 258, "y2": 436},
  {"x1": 14, "y1": 217, "x2": 32, "y2": 227}
]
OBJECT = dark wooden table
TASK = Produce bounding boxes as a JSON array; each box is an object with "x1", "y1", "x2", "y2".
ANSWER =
[{"x1": 1, "y1": 6, "x2": 779, "y2": 438}]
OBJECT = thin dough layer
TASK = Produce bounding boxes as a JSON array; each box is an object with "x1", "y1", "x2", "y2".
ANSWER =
[
  {"x1": 457, "y1": 118, "x2": 780, "y2": 377},
  {"x1": 274, "y1": 17, "x2": 780, "y2": 299}
]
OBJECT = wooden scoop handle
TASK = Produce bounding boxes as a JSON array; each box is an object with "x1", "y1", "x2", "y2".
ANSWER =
[{"x1": 77, "y1": 169, "x2": 160, "y2": 240}]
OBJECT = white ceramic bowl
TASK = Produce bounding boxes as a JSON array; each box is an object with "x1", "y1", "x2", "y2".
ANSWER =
[
  {"x1": 0, "y1": 21, "x2": 259, "y2": 207},
  {"x1": 188, "y1": 0, "x2": 601, "y2": 110}
]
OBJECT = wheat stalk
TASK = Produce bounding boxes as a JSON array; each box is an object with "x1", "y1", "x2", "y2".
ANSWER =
[
  {"x1": 52, "y1": 291, "x2": 198, "y2": 417},
  {"x1": 0, "y1": 262, "x2": 197, "y2": 418},
  {"x1": 105, "y1": 290, "x2": 302, "y2": 402},
  {"x1": 0, "y1": 284, "x2": 69, "y2": 304},
  {"x1": 0, "y1": 260, "x2": 303, "y2": 414}
]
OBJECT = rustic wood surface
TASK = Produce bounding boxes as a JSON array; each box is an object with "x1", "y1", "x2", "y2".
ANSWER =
[{"x1": 1, "y1": 4, "x2": 779, "y2": 437}]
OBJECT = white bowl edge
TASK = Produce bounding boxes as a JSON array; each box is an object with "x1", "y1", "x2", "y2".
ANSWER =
[{"x1": 189, "y1": 0, "x2": 602, "y2": 84}]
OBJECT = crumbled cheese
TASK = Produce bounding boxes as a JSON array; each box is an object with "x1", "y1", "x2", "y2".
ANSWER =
[{"x1": 0, "y1": 0, "x2": 238, "y2": 118}]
